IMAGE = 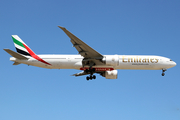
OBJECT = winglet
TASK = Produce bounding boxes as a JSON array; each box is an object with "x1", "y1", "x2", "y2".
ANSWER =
[
  {"x1": 58, "y1": 26, "x2": 68, "y2": 34},
  {"x1": 58, "y1": 26, "x2": 65, "y2": 29}
]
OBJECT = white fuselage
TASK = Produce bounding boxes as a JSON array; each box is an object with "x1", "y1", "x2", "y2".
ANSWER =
[{"x1": 10, "y1": 55, "x2": 176, "y2": 71}]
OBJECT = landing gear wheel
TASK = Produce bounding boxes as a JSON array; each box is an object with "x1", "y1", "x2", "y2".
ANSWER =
[
  {"x1": 93, "y1": 75, "x2": 96, "y2": 79},
  {"x1": 90, "y1": 75, "x2": 93, "y2": 80},
  {"x1": 86, "y1": 76, "x2": 89, "y2": 80},
  {"x1": 161, "y1": 69, "x2": 166, "y2": 76},
  {"x1": 86, "y1": 75, "x2": 96, "y2": 80},
  {"x1": 162, "y1": 73, "x2": 165, "y2": 76}
]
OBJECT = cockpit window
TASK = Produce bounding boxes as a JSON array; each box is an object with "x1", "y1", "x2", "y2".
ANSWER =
[{"x1": 170, "y1": 59, "x2": 173, "y2": 61}]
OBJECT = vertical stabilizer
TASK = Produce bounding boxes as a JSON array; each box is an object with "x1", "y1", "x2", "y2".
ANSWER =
[
  {"x1": 12, "y1": 35, "x2": 35, "y2": 56},
  {"x1": 11, "y1": 35, "x2": 51, "y2": 65}
]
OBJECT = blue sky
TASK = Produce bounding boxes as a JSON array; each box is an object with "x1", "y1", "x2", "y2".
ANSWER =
[{"x1": 1, "y1": 0, "x2": 180, "y2": 120}]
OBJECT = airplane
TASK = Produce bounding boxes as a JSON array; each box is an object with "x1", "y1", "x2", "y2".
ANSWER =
[{"x1": 4, "y1": 26, "x2": 176, "y2": 80}]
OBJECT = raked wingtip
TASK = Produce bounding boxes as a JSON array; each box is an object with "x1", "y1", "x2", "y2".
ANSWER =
[{"x1": 58, "y1": 26, "x2": 65, "y2": 29}]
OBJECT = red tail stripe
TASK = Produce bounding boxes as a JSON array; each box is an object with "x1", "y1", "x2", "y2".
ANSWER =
[{"x1": 23, "y1": 43, "x2": 51, "y2": 65}]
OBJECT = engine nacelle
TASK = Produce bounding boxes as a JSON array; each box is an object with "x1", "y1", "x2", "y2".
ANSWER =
[
  {"x1": 102, "y1": 55, "x2": 119, "y2": 66},
  {"x1": 101, "y1": 70, "x2": 118, "y2": 79}
]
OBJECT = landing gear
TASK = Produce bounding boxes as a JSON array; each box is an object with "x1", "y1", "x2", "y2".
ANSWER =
[
  {"x1": 86, "y1": 75, "x2": 96, "y2": 80},
  {"x1": 86, "y1": 76, "x2": 89, "y2": 80},
  {"x1": 84, "y1": 67, "x2": 96, "y2": 80},
  {"x1": 93, "y1": 75, "x2": 96, "y2": 79},
  {"x1": 162, "y1": 69, "x2": 167, "y2": 76},
  {"x1": 162, "y1": 72, "x2": 165, "y2": 76},
  {"x1": 85, "y1": 68, "x2": 95, "y2": 73}
]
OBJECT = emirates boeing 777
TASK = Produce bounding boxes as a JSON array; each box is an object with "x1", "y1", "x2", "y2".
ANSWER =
[{"x1": 4, "y1": 26, "x2": 176, "y2": 80}]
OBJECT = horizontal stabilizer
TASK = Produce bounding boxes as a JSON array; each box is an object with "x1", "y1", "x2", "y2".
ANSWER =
[
  {"x1": 13, "y1": 62, "x2": 21, "y2": 65},
  {"x1": 4, "y1": 49, "x2": 28, "y2": 60}
]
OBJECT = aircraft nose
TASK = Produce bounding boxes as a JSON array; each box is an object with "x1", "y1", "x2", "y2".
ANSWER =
[{"x1": 173, "y1": 61, "x2": 177, "y2": 66}]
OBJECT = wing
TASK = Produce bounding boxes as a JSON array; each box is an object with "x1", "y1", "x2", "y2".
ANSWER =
[
  {"x1": 58, "y1": 26, "x2": 103, "y2": 59},
  {"x1": 72, "y1": 71, "x2": 89, "y2": 77},
  {"x1": 72, "y1": 71, "x2": 104, "y2": 77}
]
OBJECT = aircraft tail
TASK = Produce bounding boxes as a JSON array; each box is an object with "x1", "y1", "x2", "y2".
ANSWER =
[
  {"x1": 4, "y1": 49, "x2": 28, "y2": 60},
  {"x1": 12, "y1": 35, "x2": 36, "y2": 57},
  {"x1": 3, "y1": 48, "x2": 28, "y2": 65},
  {"x1": 4, "y1": 35, "x2": 51, "y2": 66}
]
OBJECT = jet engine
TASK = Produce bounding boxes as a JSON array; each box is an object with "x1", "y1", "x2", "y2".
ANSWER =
[
  {"x1": 102, "y1": 55, "x2": 119, "y2": 66},
  {"x1": 101, "y1": 70, "x2": 118, "y2": 79}
]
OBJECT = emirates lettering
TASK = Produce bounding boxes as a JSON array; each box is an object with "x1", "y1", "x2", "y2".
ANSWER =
[{"x1": 122, "y1": 57, "x2": 158, "y2": 63}]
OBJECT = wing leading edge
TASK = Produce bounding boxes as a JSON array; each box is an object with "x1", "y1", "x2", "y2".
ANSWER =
[{"x1": 58, "y1": 26, "x2": 103, "y2": 59}]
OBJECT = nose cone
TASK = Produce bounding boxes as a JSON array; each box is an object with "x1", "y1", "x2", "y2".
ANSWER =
[
  {"x1": 173, "y1": 61, "x2": 177, "y2": 67},
  {"x1": 167, "y1": 61, "x2": 176, "y2": 68}
]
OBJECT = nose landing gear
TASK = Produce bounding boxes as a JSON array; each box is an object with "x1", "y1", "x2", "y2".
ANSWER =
[{"x1": 162, "y1": 69, "x2": 167, "y2": 76}]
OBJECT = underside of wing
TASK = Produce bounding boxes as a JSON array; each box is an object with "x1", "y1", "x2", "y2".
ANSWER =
[
  {"x1": 72, "y1": 71, "x2": 103, "y2": 77},
  {"x1": 72, "y1": 71, "x2": 89, "y2": 77}
]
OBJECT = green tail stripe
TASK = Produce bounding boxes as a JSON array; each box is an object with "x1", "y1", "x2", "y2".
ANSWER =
[{"x1": 12, "y1": 37, "x2": 25, "y2": 49}]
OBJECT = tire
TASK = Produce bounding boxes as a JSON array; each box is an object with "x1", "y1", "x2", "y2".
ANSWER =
[{"x1": 162, "y1": 73, "x2": 165, "y2": 76}]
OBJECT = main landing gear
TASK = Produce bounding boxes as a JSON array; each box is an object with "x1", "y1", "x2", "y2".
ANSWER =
[
  {"x1": 162, "y1": 69, "x2": 167, "y2": 76},
  {"x1": 85, "y1": 68, "x2": 96, "y2": 80},
  {"x1": 86, "y1": 75, "x2": 96, "y2": 80}
]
